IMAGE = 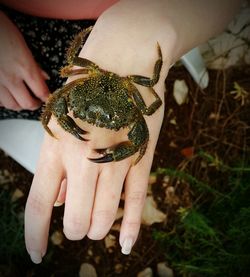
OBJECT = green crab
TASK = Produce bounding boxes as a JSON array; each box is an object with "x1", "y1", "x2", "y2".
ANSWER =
[{"x1": 41, "y1": 27, "x2": 163, "y2": 164}]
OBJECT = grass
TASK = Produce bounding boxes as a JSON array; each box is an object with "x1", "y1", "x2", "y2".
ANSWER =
[
  {"x1": 153, "y1": 154, "x2": 250, "y2": 277},
  {"x1": 0, "y1": 189, "x2": 26, "y2": 262},
  {"x1": 0, "y1": 188, "x2": 30, "y2": 276}
]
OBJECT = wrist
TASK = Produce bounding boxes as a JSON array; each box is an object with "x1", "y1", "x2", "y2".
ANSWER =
[{"x1": 76, "y1": 1, "x2": 178, "y2": 100}]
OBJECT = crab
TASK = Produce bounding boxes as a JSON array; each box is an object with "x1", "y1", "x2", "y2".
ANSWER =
[{"x1": 41, "y1": 26, "x2": 163, "y2": 164}]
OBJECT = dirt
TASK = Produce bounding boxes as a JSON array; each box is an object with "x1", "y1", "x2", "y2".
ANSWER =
[{"x1": 0, "y1": 64, "x2": 249, "y2": 276}]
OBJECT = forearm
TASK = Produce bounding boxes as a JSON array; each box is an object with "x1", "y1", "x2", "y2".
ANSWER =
[{"x1": 99, "y1": 0, "x2": 242, "y2": 64}]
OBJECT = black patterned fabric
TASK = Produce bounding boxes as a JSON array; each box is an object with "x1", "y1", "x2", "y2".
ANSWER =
[{"x1": 0, "y1": 5, "x2": 94, "y2": 120}]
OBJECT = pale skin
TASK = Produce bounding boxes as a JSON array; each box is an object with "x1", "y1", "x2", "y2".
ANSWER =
[
  {"x1": 0, "y1": 11, "x2": 49, "y2": 110},
  {"x1": 1, "y1": 0, "x2": 242, "y2": 264}
]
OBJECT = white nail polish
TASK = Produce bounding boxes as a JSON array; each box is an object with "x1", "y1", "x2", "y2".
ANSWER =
[
  {"x1": 29, "y1": 250, "x2": 42, "y2": 264},
  {"x1": 121, "y1": 238, "x2": 133, "y2": 255},
  {"x1": 54, "y1": 201, "x2": 64, "y2": 207}
]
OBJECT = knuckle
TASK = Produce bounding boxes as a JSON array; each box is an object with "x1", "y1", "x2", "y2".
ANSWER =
[
  {"x1": 26, "y1": 193, "x2": 51, "y2": 216},
  {"x1": 87, "y1": 210, "x2": 116, "y2": 240},
  {"x1": 63, "y1": 215, "x2": 89, "y2": 240},
  {"x1": 63, "y1": 230, "x2": 86, "y2": 241},
  {"x1": 5, "y1": 73, "x2": 19, "y2": 86},
  {"x1": 126, "y1": 190, "x2": 146, "y2": 206},
  {"x1": 7, "y1": 103, "x2": 21, "y2": 111},
  {"x1": 0, "y1": 70, "x2": 17, "y2": 85},
  {"x1": 123, "y1": 219, "x2": 141, "y2": 232},
  {"x1": 92, "y1": 209, "x2": 115, "y2": 225},
  {"x1": 87, "y1": 230, "x2": 107, "y2": 240}
]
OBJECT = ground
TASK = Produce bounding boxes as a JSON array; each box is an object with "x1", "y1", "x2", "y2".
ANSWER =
[{"x1": 0, "y1": 64, "x2": 250, "y2": 277}]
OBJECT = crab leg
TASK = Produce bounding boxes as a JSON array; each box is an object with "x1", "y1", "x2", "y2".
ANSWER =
[
  {"x1": 41, "y1": 80, "x2": 89, "y2": 140},
  {"x1": 89, "y1": 141, "x2": 138, "y2": 163},
  {"x1": 57, "y1": 113, "x2": 88, "y2": 141},
  {"x1": 89, "y1": 117, "x2": 148, "y2": 164},
  {"x1": 66, "y1": 26, "x2": 93, "y2": 65},
  {"x1": 66, "y1": 26, "x2": 99, "y2": 71},
  {"x1": 60, "y1": 66, "x2": 90, "y2": 78},
  {"x1": 41, "y1": 110, "x2": 55, "y2": 138},
  {"x1": 132, "y1": 87, "x2": 162, "y2": 116},
  {"x1": 128, "y1": 43, "x2": 162, "y2": 87}
]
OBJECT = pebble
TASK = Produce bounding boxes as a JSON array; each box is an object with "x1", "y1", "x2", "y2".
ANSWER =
[
  {"x1": 94, "y1": 256, "x2": 101, "y2": 264},
  {"x1": 115, "y1": 208, "x2": 124, "y2": 220},
  {"x1": 114, "y1": 263, "x2": 123, "y2": 274},
  {"x1": 87, "y1": 249, "x2": 93, "y2": 256},
  {"x1": 105, "y1": 234, "x2": 116, "y2": 249},
  {"x1": 157, "y1": 262, "x2": 174, "y2": 277},
  {"x1": 111, "y1": 223, "x2": 121, "y2": 232},
  {"x1": 50, "y1": 231, "x2": 64, "y2": 246},
  {"x1": 79, "y1": 263, "x2": 97, "y2": 277},
  {"x1": 11, "y1": 188, "x2": 24, "y2": 202},
  {"x1": 173, "y1": 79, "x2": 189, "y2": 105},
  {"x1": 137, "y1": 267, "x2": 153, "y2": 277}
]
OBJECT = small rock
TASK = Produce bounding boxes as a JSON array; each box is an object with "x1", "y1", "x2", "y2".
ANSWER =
[
  {"x1": 169, "y1": 118, "x2": 177, "y2": 125},
  {"x1": 165, "y1": 186, "x2": 179, "y2": 206},
  {"x1": 137, "y1": 267, "x2": 153, "y2": 277},
  {"x1": 50, "y1": 231, "x2": 63, "y2": 246},
  {"x1": 114, "y1": 263, "x2": 123, "y2": 274},
  {"x1": 111, "y1": 223, "x2": 121, "y2": 232},
  {"x1": 209, "y1": 112, "x2": 220, "y2": 120},
  {"x1": 163, "y1": 175, "x2": 170, "y2": 185},
  {"x1": 142, "y1": 196, "x2": 166, "y2": 226},
  {"x1": 115, "y1": 208, "x2": 124, "y2": 220},
  {"x1": 79, "y1": 263, "x2": 97, "y2": 277},
  {"x1": 173, "y1": 79, "x2": 189, "y2": 105},
  {"x1": 87, "y1": 249, "x2": 93, "y2": 256},
  {"x1": 11, "y1": 188, "x2": 24, "y2": 202},
  {"x1": 0, "y1": 169, "x2": 15, "y2": 185},
  {"x1": 94, "y1": 256, "x2": 101, "y2": 264},
  {"x1": 105, "y1": 234, "x2": 116, "y2": 249},
  {"x1": 169, "y1": 141, "x2": 178, "y2": 148},
  {"x1": 157, "y1": 262, "x2": 174, "y2": 277}
]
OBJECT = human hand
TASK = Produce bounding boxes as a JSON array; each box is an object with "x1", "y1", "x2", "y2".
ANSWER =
[
  {"x1": 24, "y1": 0, "x2": 176, "y2": 263},
  {"x1": 0, "y1": 12, "x2": 49, "y2": 111}
]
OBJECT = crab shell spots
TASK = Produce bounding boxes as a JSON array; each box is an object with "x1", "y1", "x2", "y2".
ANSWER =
[{"x1": 68, "y1": 74, "x2": 139, "y2": 130}]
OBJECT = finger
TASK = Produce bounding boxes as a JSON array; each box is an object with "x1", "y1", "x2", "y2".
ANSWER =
[
  {"x1": 54, "y1": 178, "x2": 67, "y2": 207},
  {"x1": 119, "y1": 156, "x2": 153, "y2": 255},
  {"x1": 22, "y1": 64, "x2": 50, "y2": 102},
  {"x1": 63, "y1": 160, "x2": 98, "y2": 240},
  {"x1": 87, "y1": 160, "x2": 130, "y2": 240},
  {"x1": 8, "y1": 81, "x2": 41, "y2": 110},
  {"x1": 40, "y1": 69, "x2": 50, "y2": 81},
  {"x1": 0, "y1": 84, "x2": 21, "y2": 110},
  {"x1": 25, "y1": 141, "x2": 64, "y2": 264}
]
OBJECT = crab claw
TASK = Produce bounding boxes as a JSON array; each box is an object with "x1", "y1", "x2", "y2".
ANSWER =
[
  {"x1": 73, "y1": 126, "x2": 89, "y2": 141},
  {"x1": 74, "y1": 132, "x2": 89, "y2": 141},
  {"x1": 88, "y1": 154, "x2": 114, "y2": 163}
]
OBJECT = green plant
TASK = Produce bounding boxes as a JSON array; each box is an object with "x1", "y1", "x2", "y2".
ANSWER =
[
  {"x1": 0, "y1": 189, "x2": 26, "y2": 262},
  {"x1": 153, "y1": 155, "x2": 250, "y2": 277}
]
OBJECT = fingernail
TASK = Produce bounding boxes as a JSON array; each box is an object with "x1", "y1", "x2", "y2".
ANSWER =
[
  {"x1": 29, "y1": 250, "x2": 42, "y2": 264},
  {"x1": 41, "y1": 70, "x2": 50, "y2": 80},
  {"x1": 121, "y1": 237, "x2": 133, "y2": 255},
  {"x1": 54, "y1": 201, "x2": 64, "y2": 207}
]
